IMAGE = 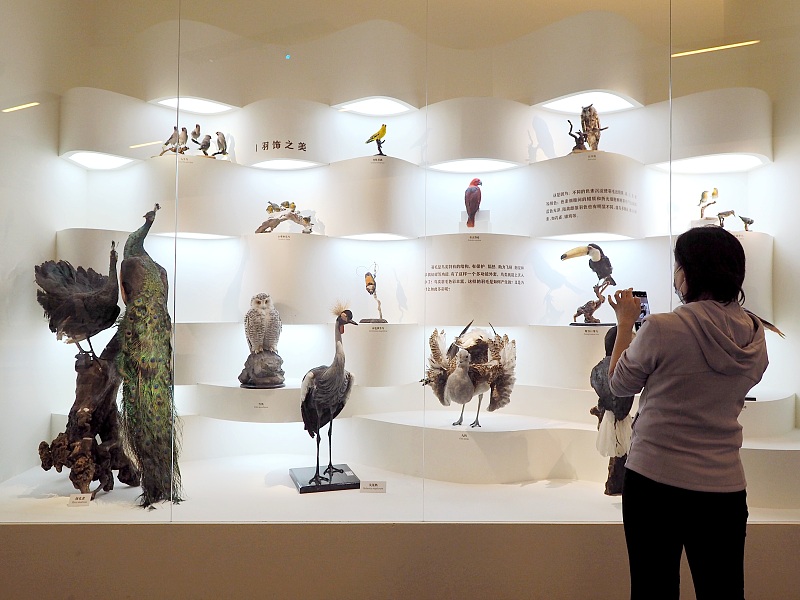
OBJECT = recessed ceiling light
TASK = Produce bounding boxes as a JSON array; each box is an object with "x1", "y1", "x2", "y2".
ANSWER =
[
  {"x1": 652, "y1": 154, "x2": 767, "y2": 174},
  {"x1": 156, "y1": 97, "x2": 236, "y2": 115},
  {"x1": 65, "y1": 151, "x2": 135, "y2": 170},
  {"x1": 252, "y1": 159, "x2": 325, "y2": 170},
  {"x1": 334, "y1": 96, "x2": 416, "y2": 116},
  {"x1": 671, "y1": 40, "x2": 760, "y2": 58},
  {"x1": 2, "y1": 102, "x2": 40, "y2": 113},
  {"x1": 129, "y1": 141, "x2": 163, "y2": 149},
  {"x1": 540, "y1": 91, "x2": 639, "y2": 114},
  {"x1": 428, "y1": 159, "x2": 519, "y2": 173}
]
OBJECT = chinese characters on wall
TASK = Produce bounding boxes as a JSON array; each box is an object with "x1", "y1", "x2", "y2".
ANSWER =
[
  {"x1": 255, "y1": 140, "x2": 308, "y2": 152},
  {"x1": 544, "y1": 186, "x2": 638, "y2": 223},
  {"x1": 425, "y1": 263, "x2": 525, "y2": 293}
]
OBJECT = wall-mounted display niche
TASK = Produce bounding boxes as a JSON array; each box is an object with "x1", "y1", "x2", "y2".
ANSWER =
[{"x1": 9, "y1": 79, "x2": 796, "y2": 524}]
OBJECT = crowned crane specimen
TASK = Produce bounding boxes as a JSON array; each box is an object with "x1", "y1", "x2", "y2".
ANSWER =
[
  {"x1": 422, "y1": 322, "x2": 517, "y2": 428},
  {"x1": 35, "y1": 241, "x2": 121, "y2": 359},
  {"x1": 300, "y1": 304, "x2": 358, "y2": 486},
  {"x1": 117, "y1": 204, "x2": 182, "y2": 507}
]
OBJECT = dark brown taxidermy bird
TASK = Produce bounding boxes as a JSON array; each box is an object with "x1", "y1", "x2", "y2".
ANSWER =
[
  {"x1": 300, "y1": 304, "x2": 358, "y2": 486},
  {"x1": 465, "y1": 178, "x2": 482, "y2": 227},
  {"x1": 35, "y1": 242, "x2": 121, "y2": 358}
]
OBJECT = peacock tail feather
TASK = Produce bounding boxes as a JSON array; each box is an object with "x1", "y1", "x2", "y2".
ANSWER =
[{"x1": 117, "y1": 206, "x2": 182, "y2": 507}]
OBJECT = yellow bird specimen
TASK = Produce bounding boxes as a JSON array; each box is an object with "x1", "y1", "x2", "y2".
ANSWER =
[{"x1": 365, "y1": 124, "x2": 387, "y2": 144}]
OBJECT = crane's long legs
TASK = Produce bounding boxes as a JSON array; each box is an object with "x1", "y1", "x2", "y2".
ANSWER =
[
  {"x1": 453, "y1": 404, "x2": 466, "y2": 426},
  {"x1": 470, "y1": 393, "x2": 484, "y2": 428},
  {"x1": 308, "y1": 411, "x2": 329, "y2": 485},
  {"x1": 324, "y1": 418, "x2": 343, "y2": 476}
]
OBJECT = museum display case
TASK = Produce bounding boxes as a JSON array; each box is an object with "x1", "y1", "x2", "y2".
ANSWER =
[{"x1": 2, "y1": 0, "x2": 799, "y2": 528}]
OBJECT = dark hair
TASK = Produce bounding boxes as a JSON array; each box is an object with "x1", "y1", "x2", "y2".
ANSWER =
[
  {"x1": 674, "y1": 226, "x2": 745, "y2": 304},
  {"x1": 604, "y1": 326, "x2": 617, "y2": 356}
]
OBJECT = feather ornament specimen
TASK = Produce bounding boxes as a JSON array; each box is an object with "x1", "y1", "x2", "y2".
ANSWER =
[
  {"x1": 34, "y1": 242, "x2": 120, "y2": 357},
  {"x1": 117, "y1": 204, "x2": 182, "y2": 507},
  {"x1": 422, "y1": 324, "x2": 516, "y2": 427}
]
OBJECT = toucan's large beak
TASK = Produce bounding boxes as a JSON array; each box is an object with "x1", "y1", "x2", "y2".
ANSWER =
[{"x1": 560, "y1": 246, "x2": 590, "y2": 261}]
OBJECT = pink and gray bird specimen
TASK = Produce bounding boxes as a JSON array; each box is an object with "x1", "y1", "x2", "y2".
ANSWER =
[
  {"x1": 212, "y1": 131, "x2": 227, "y2": 156},
  {"x1": 365, "y1": 123, "x2": 387, "y2": 156},
  {"x1": 163, "y1": 126, "x2": 178, "y2": 149},
  {"x1": 561, "y1": 243, "x2": 616, "y2": 293},
  {"x1": 739, "y1": 215, "x2": 754, "y2": 231},
  {"x1": 177, "y1": 127, "x2": 188, "y2": 152},
  {"x1": 198, "y1": 134, "x2": 212, "y2": 155},
  {"x1": 300, "y1": 304, "x2": 358, "y2": 486},
  {"x1": 422, "y1": 322, "x2": 517, "y2": 428},
  {"x1": 35, "y1": 242, "x2": 121, "y2": 358},
  {"x1": 464, "y1": 178, "x2": 483, "y2": 227},
  {"x1": 190, "y1": 124, "x2": 201, "y2": 144}
]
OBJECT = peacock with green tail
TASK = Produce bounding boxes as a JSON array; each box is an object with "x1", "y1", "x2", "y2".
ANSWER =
[{"x1": 117, "y1": 203, "x2": 182, "y2": 507}]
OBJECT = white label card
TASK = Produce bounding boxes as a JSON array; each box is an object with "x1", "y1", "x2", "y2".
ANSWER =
[
  {"x1": 68, "y1": 494, "x2": 91, "y2": 507},
  {"x1": 360, "y1": 481, "x2": 387, "y2": 493}
]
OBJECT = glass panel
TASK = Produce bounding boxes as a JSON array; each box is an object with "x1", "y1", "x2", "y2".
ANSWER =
[
  {"x1": 422, "y1": 0, "x2": 671, "y2": 521},
  {"x1": 8, "y1": 0, "x2": 795, "y2": 530},
  {"x1": 0, "y1": 1, "x2": 182, "y2": 521},
  {"x1": 670, "y1": 0, "x2": 800, "y2": 520},
  {"x1": 172, "y1": 0, "x2": 429, "y2": 521}
]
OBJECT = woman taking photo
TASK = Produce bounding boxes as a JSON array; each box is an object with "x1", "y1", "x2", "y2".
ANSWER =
[{"x1": 608, "y1": 226, "x2": 769, "y2": 600}]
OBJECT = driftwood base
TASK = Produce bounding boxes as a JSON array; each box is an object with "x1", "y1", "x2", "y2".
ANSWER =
[
  {"x1": 39, "y1": 337, "x2": 140, "y2": 498},
  {"x1": 604, "y1": 455, "x2": 627, "y2": 496}
]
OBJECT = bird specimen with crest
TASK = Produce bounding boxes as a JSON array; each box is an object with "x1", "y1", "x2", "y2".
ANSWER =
[
  {"x1": 422, "y1": 321, "x2": 517, "y2": 428},
  {"x1": 299, "y1": 302, "x2": 358, "y2": 486},
  {"x1": 117, "y1": 203, "x2": 183, "y2": 507}
]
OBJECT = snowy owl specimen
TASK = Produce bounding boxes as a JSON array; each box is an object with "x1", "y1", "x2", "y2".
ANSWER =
[{"x1": 244, "y1": 293, "x2": 282, "y2": 354}]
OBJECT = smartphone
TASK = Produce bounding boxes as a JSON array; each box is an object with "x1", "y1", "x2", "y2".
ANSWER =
[{"x1": 632, "y1": 290, "x2": 650, "y2": 330}]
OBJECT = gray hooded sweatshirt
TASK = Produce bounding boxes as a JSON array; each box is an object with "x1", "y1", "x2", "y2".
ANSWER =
[{"x1": 609, "y1": 300, "x2": 768, "y2": 492}]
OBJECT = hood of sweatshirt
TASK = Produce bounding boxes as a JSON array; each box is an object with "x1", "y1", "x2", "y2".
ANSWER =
[{"x1": 674, "y1": 301, "x2": 768, "y2": 383}]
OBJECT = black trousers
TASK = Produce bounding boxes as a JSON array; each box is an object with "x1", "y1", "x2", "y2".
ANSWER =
[{"x1": 622, "y1": 468, "x2": 748, "y2": 600}]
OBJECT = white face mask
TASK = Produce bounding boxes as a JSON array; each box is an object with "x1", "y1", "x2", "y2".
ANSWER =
[
  {"x1": 674, "y1": 282, "x2": 686, "y2": 304},
  {"x1": 674, "y1": 265, "x2": 687, "y2": 304}
]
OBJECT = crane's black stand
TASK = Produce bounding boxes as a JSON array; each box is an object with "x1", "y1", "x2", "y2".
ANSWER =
[{"x1": 289, "y1": 464, "x2": 361, "y2": 494}]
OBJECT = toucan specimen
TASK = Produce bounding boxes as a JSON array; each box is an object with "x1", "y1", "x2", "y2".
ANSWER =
[{"x1": 561, "y1": 243, "x2": 616, "y2": 293}]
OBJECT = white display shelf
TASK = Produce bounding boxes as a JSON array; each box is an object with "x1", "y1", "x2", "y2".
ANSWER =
[
  {"x1": 39, "y1": 406, "x2": 800, "y2": 511},
  {"x1": 176, "y1": 381, "x2": 795, "y2": 439},
  {"x1": 35, "y1": 84, "x2": 794, "y2": 523},
  {"x1": 6, "y1": 450, "x2": 800, "y2": 524},
  {"x1": 59, "y1": 87, "x2": 772, "y2": 175},
  {"x1": 175, "y1": 322, "x2": 424, "y2": 388},
  {"x1": 346, "y1": 411, "x2": 605, "y2": 484}
]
